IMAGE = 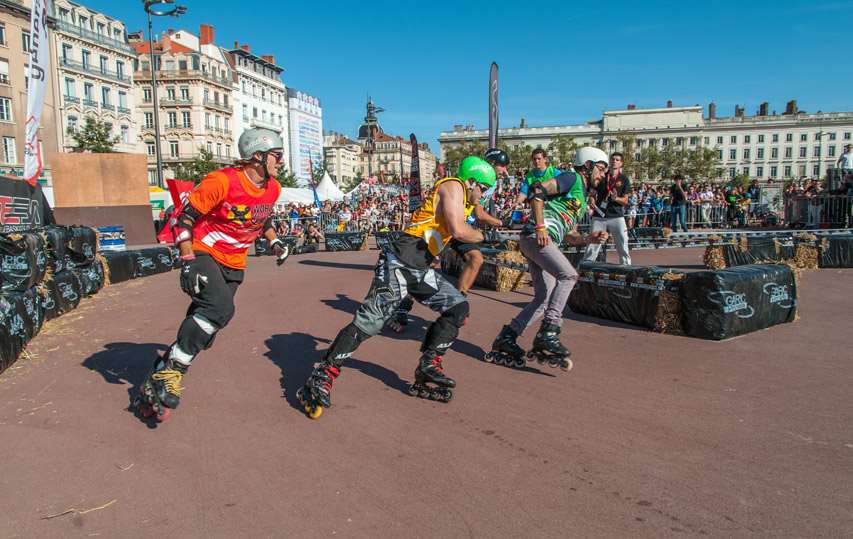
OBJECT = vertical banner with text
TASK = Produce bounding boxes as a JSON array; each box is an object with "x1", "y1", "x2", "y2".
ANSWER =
[
  {"x1": 408, "y1": 133, "x2": 421, "y2": 212},
  {"x1": 24, "y1": 0, "x2": 49, "y2": 186}
]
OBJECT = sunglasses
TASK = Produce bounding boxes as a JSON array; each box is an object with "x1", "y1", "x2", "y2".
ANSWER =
[{"x1": 268, "y1": 150, "x2": 284, "y2": 162}]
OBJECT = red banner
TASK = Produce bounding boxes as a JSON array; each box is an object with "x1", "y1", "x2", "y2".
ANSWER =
[{"x1": 156, "y1": 178, "x2": 194, "y2": 244}]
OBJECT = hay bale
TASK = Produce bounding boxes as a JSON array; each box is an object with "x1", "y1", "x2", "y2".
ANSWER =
[
  {"x1": 504, "y1": 240, "x2": 519, "y2": 252},
  {"x1": 653, "y1": 272, "x2": 684, "y2": 335},
  {"x1": 661, "y1": 227, "x2": 673, "y2": 238},
  {"x1": 359, "y1": 233, "x2": 369, "y2": 251},
  {"x1": 495, "y1": 250, "x2": 528, "y2": 292},
  {"x1": 96, "y1": 253, "x2": 111, "y2": 285},
  {"x1": 738, "y1": 235, "x2": 749, "y2": 252},
  {"x1": 703, "y1": 245, "x2": 727, "y2": 269},
  {"x1": 793, "y1": 242, "x2": 819, "y2": 270}
]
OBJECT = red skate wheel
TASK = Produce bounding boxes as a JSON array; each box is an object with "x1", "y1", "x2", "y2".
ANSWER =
[{"x1": 156, "y1": 408, "x2": 171, "y2": 422}]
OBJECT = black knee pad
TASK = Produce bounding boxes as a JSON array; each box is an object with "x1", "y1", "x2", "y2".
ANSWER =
[
  {"x1": 325, "y1": 323, "x2": 370, "y2": 368},
  {"x1": 420, "y1": 301, "x2": 469, "y2": 354},
  {"x1": 176, "y1": 314, "x2": 219, "y2": 358},
  {"x1": 444, "y1": 301, "x2": 470, "y2": 328}
]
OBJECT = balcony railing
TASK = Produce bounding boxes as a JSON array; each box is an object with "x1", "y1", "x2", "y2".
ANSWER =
[
  {"x1": 64, "y1": 95, "x2": 80, "y2": 104},
  {"x1": 82, "y1": 99, "x2": 98, "y2": 109},
  {"x1": 56, "y1": 20, "x2": 134, "y2": 54},
  {"x1": 161, "y1": 98, "x2": 194, "y2": 106},
  {"x1": 203, "y1": 98, "x2": 232, "y2": 113},
  {"x1": 101, "y1": 103, "x2": 115, "y2": 111},
  {"x1": 135, "y1": 69, "x2": 232, "y2": 88},
  {"x1": 60, "y1": 57, "x2": 130, "y2": 84},
  {"x1": 117, "y1": 106, "x2": 130, "y2": 114}
]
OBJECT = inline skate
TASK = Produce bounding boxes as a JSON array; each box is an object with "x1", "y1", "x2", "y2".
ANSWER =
[
  {"x1": 133, "y1": 353, "x2": 187, "y2": 422},
  {"x1": 527, "y1": 321, "x2": 573, "y2": 371},
  {"x1": 296, "y1": 363, "x2": 340, "y2": 419},
  {"x1": 484, "y1": 325, "x2": 526, "y2": 369},
  {"x1": 408, "y1": 351, "x2": 454, "y2": 402}
]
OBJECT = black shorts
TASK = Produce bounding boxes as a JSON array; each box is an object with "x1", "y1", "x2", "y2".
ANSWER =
[{"x1": 449, "y1": 239, "x2": 484, "y2": 257}]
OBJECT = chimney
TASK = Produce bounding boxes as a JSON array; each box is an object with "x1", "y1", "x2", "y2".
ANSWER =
[
  {"x1": 627, "y1": 104, "x2": 636, "y2": 110},
  {"x1": 759, "y1": 102, "x2": 769, "y2": 116},
  {"x1": 199, "y1": 24, "x2": 215, "y2": 45},
  {"x1": 240, "y1": 43, "x2": 251, "y2": 52},
  {"x1": 708, "y1": 102, "x2": 716, "y2": 119},
  {"x1": 167, "y1": 28, "x2": 174, "y2": 35},
  {"x1": 666, "y1": 100, "x2": 673, "y2": 108},
  {"x1": 785, "y1": 99, "x2": 798, "y2": 115},
  {"x1": 161, "y1": 32, "x2": 171, "y2": 51},
  {"x1": 233, "y1": 40, "x2": 238, "y2": 49},
  {"x1": 261, "y1": 55, "x2": 275, "y2": 64}
]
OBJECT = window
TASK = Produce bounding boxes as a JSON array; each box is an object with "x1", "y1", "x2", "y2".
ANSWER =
[
  {"x1": 99, "y1": 56, "x2": 108, "y2": 74},
  {"x1": 82, "y1": 50, "x2": 91, "y2": 69},
  {"x1": 800, "y1": 134, "x2": 807, "y2": 142},
  {"x1": 206, "y1": 141, "x2": 212, "y2": 153},
  {"x1": 178, "y1": 60, "x2": 187, "y2": 71},
  {"x1": 813, "y1": 146, "x2": 821, "y2": 157},
  {"x1": 743, "y1": 166, "x2": 751, "y2": 176},
  {"x1": 689, "y1": 136, "x2": 699, "y2": 145},
  {"x1": 97, "y1": 22, "x2": 105, "y2": 35},
  {"x1": 166, "y1": 87, "x2": 175, "y2": 100},
  {"x1": 717, "y1": 149, "x2": 723, "y2": 160},
  {"x1": 675, "y1": 137, "x2": 683, "y2": 146},
  {"x1": 2, "y1": 137, "x2": 15, "y2": 163},
  {"x1": 757, "y1": 148, "x2": 764, "y2": 159},
  {"x1": 225, "y1": 144, "x2": 231, "y2": 158},
  {"x1": 180, "y1": 87, "x2": 189, "y2": 100},
  {"x1": 829, "y1": 132, "x2": 836, "y2": 141},
  {"x1": 214, "y1": 115, "x2": 220, "y2": 129},
  {"x1": 744, "y1": 135, "x2": 751, "y2": 143},
  {"x1": 67, "y1": 116, "x2": 77, "y2": 132},
  {"x1": 167, "y1": 112, "x2": 176, "y2": 127},
  {"x1": 216, "y1": 143, "x2": 222, "y2": 157},
  {"x1": 784, "y1": 147, "x2": 792, "y2": 158},
  {"x1": 224, "y1": 118, "x2": 229, "y2": 130},
  {"x1": 814, "y1": 133, "x2": 821, "y2": 141},
  {"x1": 784, "y1": 166, "x2": 792, "y2": 177},
  {"x1": 771, "y1": 147, "x2": 778, "y2": 158},
  {"x1": 213, "y1": 90, "x2": 219, "y2": 104},
  {"x1": 829, "y1": 146, "x2": 836, "y2": 157},
  {"x1": 661, "y1": 138, "x2": 669, "y2": 146},
  {"x1": 786, "y1": 133, "x2": 793, "y2": 142},
  {"x1": 242, "y1": 104, "x2": 248, "y2": 120},
  {"x1": 845, "y1": 132, "x2": 851, "y2": 140},
  {"x1": 703, "y1": 136, "x2": 709, "y2": 145},
  {"x1": 182, "y1": 111, "x2": 190, "y2": 127},
  {"x1": 203, "y1": 88, "x2": 209, "y2": 101},
  {"x1": 730, "y1": 135, "x2": 737, "y2": 144},
  {"x1": 143, "y1": 87, "x2": 152, "y2": 102},
  {"x1": 262, "y1": 110, "x2": 267, "y2": 122},
  {"x1": 0, "y1": 59, "x2": 9, "y2": 85},
  {"x1": 0, "y1": 97, "x2": 12, "y2": 121},
  {"x1": 223, "y1": 95, "x2": 228, "y2": 107},
  {"x1": 21, "y1": 31, "x2": 30, "y2": 53},
  {"x1": 758, "y1": 135, "x2": 764, "y2": 143},
  {"x1": 716, "y1": 136, "x2": 723, "y2": 144},
  {"x1": 729, "y1": 149, "x2": 736, "y2": 160},
  {"x1": 770, "y1": 166, "x2": 777, "y2": 177},
  {"x1": 205, "y1": 113, "x2": 211, "y2": 128},
  {"x1": 118, "y1": 91, "x2": 127, "y2": 109},
  {"x1": 144, "y1": 112, "x2": 153, "y2": 128},
  {"x1": 253, "y1": 106, "x2": 258, "y2": 118},
  {"x1": 729, "y1": 167, "x2": 736, "y2": 178},
  {"x1": 62, "y1": 44, "x2": 72, "y2": 62},
  {"x1": 799, "y1": 147, "x2": 807, "y2": 158},
  {"x1": 120, "y1": 125, "x2": 129, "y2": 144},
  {"x1": 242, "y1": 81, "x2": 247, "y2": 93},
  {"x1": 772, "y1": 134, "x2": 779, "y2": 142},
  {"x1": 798, "y1": 165, "x2": 806, "y2": 177},
  {"x1": 756, "y1": 166, "x2": 763, "y2": 177},
  {"x1": 743, "y1": 149, "x2": 751, "y2": 159},
  {"x1": 813, "y1": 165, "x2": 820, "y2": 176},
  {"x1": 116, "y1": 61, "x2": 124, "y2": 80},
  {"x1": 101, "y1": 87, "x2": 110, "y2": 106},
  {"x1": 169, "y1": 141, "x2": 179, "y2": 158},
  {"x1": 146, "y1": 142, "x2": 155, "y2": 156}
]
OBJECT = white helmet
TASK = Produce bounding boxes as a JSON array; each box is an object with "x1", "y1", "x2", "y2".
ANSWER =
[
  {"x1": 238, "y1": 128, "x2": 284, "y2": 160},
  {"x1": 574, "y1": 146, "x2": 608, "y2": 168}
]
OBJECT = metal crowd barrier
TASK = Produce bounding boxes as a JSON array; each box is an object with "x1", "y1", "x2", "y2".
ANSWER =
[{"x1": 784, "y1": 195, "x2": 852, "y2": 228}]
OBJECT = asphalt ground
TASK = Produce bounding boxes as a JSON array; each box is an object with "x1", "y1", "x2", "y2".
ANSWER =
[{"x1": 1, "y1": 247, "x2": 851, "y2": 538}]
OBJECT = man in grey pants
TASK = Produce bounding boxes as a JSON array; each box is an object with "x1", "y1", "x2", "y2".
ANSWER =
[
  {"x1": 486, "y1": 147, "x2": 609, "y2": 371},
  {"x1": 584, "y1": 152, "x2": 632, "y2": 265}
]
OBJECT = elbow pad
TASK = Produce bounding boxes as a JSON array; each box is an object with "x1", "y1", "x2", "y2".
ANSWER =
[
  {"x1": 172, "y1": 203, "x2": 203, "y2": 244},
  {"x1": 528, "y1": 182, "x2": 548, "y2": 202}
]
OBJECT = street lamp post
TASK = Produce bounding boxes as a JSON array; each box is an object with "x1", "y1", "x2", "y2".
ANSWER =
[{"x1": 143, "y1": 0, "x2": 187, "y2": 188}]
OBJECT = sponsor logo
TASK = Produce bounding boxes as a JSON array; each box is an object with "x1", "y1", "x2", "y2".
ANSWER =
[
  {"x1": 158, "y1": 254, "x2": 172, "y2": 266},
  {"x1": 58, "y1": 282, "x2": 78, "y2": 302},
  {"x1": 708, "y1": 290, "x2": 755, "y2": 318},
  {"x1": 138, "y1": 257, "x2": 155, "y2": 270},
  {"x1": 762, "y1": 282, "x2": 794, "y2": 308},
  {"x1": 2, "y1": 254, "x2": 31, "y2": 271}
]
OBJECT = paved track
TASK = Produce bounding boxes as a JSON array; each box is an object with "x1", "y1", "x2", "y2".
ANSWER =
[{"x1": 1, "y1": 247, "x2": 851, "y2": 538}]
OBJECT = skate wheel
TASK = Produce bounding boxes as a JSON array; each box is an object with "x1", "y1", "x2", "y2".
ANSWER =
[
  {"x1": 443, "y1": 389, "x2": 453, "y2": 402},
  {"x1": 483, "y1": 353, "x2": 494, "y2": 363},
  {"x1": 155, "y1": 407, "x2": 170, "y2": 422},
  {"x1": 407, "y1": 384, "x2": 419, "y2": 397},
  {"x1": 418, "y1": 387, "x2": 430, "y2": 399},
  {"x1": 514, "y1": 358, "x2": 526, "y2": 369},
  {"x1": 562, "y1": 359, "x2": 574, "y2": 372},
  {"x1": 429, "y1": 390, "x2": 441, "y2": 401},
  {"x1": 304, "y1": 402, "x2": 323, "y2": 419}
]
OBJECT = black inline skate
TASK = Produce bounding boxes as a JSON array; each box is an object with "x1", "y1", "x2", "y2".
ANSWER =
[
  {"x1": 133, "y1": 353, "x2": 188, "y2": 422},
  {"x1": 527, "y1": 321, "x2": 573, "y2": 371},
  {"x1": 296, "y1": 363, "x2": 340, "y2": 419},
  {"x1": 408, "y1": 351, "x2": 455, "y2": 402},
  {"x1": 484, "y1": 325, "x2": 526, "y2": 369}
]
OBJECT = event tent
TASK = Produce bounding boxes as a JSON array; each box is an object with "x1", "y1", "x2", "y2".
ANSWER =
[{"x1": 277, "y1": 171, "x2": 346, "y2": 205}]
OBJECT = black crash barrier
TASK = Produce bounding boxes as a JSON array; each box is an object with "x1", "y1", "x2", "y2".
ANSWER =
[
  {"x1": 0, "y1": 232, "x2": 47, "y2": 292},
  {"x1": 324, "y1": 231, "x2": 367, "y2": 252},
  {"x1": 819, "y1": 236, "x2": 853, "y2": 268}
]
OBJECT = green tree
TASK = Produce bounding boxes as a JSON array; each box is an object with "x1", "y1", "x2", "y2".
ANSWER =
[
  {"x1": 498, "y1": 142, "x2": 534, "y2": 171},
  {"x1": 637, "y1": 146, "x2": 662, "y2": 180},
  {"x1": 546, "y1": 135, "x2": 579, "y2": 166},
  {"x1": 659, "y1": 144, "x2": 686, "y2": 180},
  {"x1": 173, "y1": 148, "x2": 218, "y2": 184},
  {"x1": 616, "y1": 135, "x2": 638, "y2": 178},
  {"x1": 442, "y1": 141, "x2": 488, "y2": 173},
  {"x1": 276, "y1": 163, "x2": 298, "y2": 188},
  {"x1": 731, "y1": 172, "x2": 751, "y2": 191},
  {"x1": 339, "y1": 171, "x2": 363, "y2": 194},
  {"x1": 684, "y1": 147, "x2": 723, "y2": 181},
  {"x1": 70, "y1": 117, "x2": 119, "y2": 153}
]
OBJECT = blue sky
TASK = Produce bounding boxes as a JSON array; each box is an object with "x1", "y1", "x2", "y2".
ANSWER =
[{"x1": 81, "y1": 0, "x2": 851, "y2": 153}]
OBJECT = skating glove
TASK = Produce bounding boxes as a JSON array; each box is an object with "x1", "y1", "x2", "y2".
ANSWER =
[
  {"x1": 180, "y1": 259, "x2": 208, "y2": 296},
  {"x1": 269, "y1": 238, "x2": 290, "y2": 266}
]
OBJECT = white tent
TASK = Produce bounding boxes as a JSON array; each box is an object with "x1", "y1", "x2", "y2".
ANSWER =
[
  {"x1": 314, "y1": 171, "x2": 345, "y2": 201},
  {"x1": 276, "y1": 171, "x2": 345, "y2": 206}
]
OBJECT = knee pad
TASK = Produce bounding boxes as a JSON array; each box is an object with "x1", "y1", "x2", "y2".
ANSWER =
[
  {"x1": 175, "y1": 314, "x2": 219, "y2": 359},
  {"x1": 421, "y1": 301, "x2": 469, "y2": 354},
  {"x1": 443, "y1": 301, "x2": 470, "y2": 328},
  {"x1": 325, "y1": 323, "x2": 370, "y2": 368}
]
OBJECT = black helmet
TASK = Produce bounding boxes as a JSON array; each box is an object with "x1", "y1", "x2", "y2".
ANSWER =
[{"x1": 484, "y1": 147, "x2": 509, "y2": 166}]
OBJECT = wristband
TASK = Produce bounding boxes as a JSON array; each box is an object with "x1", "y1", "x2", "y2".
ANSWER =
[
  {"x1": 534, "y1": 224, "x2": 546, "y2": 230},
  {"x1": 180, "y1": 254, "x2": 196, "y2": 262}
]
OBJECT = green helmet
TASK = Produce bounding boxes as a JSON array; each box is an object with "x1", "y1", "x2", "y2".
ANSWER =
[{"x1": 456, "y1": 156, "x2": 496, "y2": 188}]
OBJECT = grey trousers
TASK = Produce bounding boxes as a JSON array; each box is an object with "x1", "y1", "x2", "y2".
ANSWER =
[
  {"x1": 584, "y1": 217, "x2": 631, "y2": 265},
  {"x1": 510, "y1": 234, "x2": 579, "y2": 334}
]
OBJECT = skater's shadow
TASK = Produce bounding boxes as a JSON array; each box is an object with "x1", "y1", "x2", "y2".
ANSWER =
[
  {"x1": 264, "y1": 332, "x2": 411, "y2": 412},
  {"x1": 299, "y1": 260, "x2": 376, "y2": 272},
  {"x1": 81, "y1": 342, "x2": 170, "y2": 424}
]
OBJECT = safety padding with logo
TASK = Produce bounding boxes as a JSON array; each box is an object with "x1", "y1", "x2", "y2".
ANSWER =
[
  {"x1": 65, "y1": 226, "x2": 99, "y2": 269},
  {"x1": 566, "y1": 262, "x2": 686, "y2": 333},
  {"x1": 42, "y1": 226, "x2": 71, "y2": 273},
  {"x1": 41, "y1": 270, "x2": 83, "y2": 320},
  {"x1": 0, "y1": 232, "x2": 48, "y2": 292},
  {"x1": 254, "y1": 236, "x2": 299, "y2": 256},
  {"x1": 818, "y1": 236, "x2": 853, "y2": 268},
  {"x1": 102, "y1": 251, "x2": 136, "y2": 284},
  {"x1": 132, "y1": 247, "x2": 175, "y2": 278},
  {"x1": 73, "y1": 259, "x2": 106, "y2": 296},
  {"x1": 324, "y1": 232, "x2": 368, "y2": 252},
  {"x1": 721, "y1": 236, "x2": 795, "y2": 267},
  {"x1": 0, "y1": 288, "x2": 45, "y2": 374},
  {"x1": 681, "y1": 264, "x2": 797, "y2": 340}
]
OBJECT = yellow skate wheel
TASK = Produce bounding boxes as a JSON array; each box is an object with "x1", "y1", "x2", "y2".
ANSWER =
[{"x1": 304, "y1": 403, "x2": 323, "y2": 419}]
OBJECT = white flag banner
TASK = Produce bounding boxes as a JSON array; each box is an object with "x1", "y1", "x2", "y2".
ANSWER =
[{"x1": 24, "y1": 0, "x2": 49, "y2": 186}]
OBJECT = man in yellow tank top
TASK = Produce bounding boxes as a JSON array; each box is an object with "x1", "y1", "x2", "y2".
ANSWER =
[{"x1": 296, "y1": 156, "x2": 496, "y2": 418}]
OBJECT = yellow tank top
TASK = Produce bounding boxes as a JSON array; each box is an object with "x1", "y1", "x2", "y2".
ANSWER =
[{"x1": 404, "y1": 177, "x2": 474, "y2": 256}]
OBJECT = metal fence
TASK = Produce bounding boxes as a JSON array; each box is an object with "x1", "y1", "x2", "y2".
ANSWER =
[{"x1": 785, "y1": 195, "x2": 853, "y2": 228}]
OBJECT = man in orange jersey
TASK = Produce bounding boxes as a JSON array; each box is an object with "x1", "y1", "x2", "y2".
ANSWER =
[{"x1": 134, "y1": 128, "x2": 285, "y2": 421}]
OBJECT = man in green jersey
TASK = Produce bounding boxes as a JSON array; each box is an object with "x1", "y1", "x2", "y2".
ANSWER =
[{"x1": 485, "y1": 147, "x2": 609, "y2": 371}]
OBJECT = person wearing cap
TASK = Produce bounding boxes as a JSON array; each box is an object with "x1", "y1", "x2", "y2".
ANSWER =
[
  {"x1": 486, "y1": 147, "x2": 609, "y2": 371},
  {"x1": 295, "y1": 156, "x2": 497, "y2": 418},
  {"x1": 583, "y1": 151, "x2": 632, "y2": 265},
  {"x1": 133, "y1": 128, "x2": 286, "y2": 421}
]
